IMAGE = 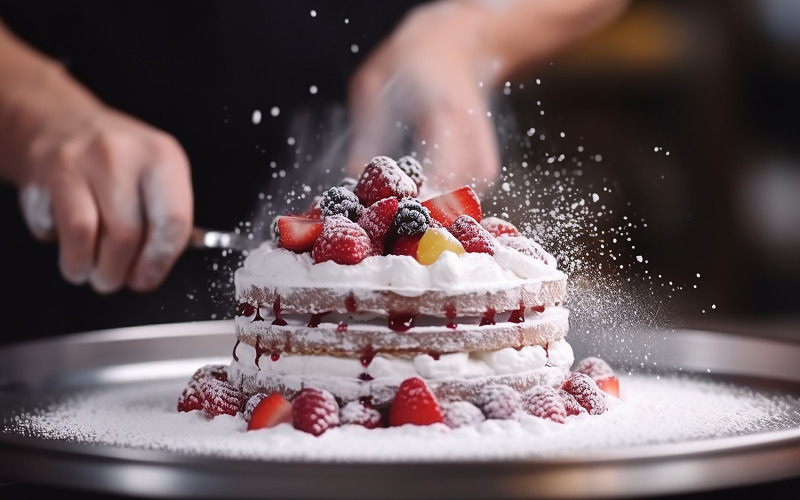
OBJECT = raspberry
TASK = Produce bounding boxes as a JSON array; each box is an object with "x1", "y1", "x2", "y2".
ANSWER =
[
  {"x1": 447, "y1": 215, "x2": 496, "y2": 254},
  {"x1": 389, "y1": 233, "x2": 424, "y2": 258},
  {"x1": 480, "y1": 216, "x2": 520, "y2": 237},
  {"x1": 558, "y1": 388, "x2": 588, "y2": 417},
  {"x1": 292, "y1": 388, "x2": 340, "y2": 436},
  {"x1": 474, "y1": 384, "x2": 522, "y2": 420},
  {"x1": 318, "y1": 186, "x2": 363, "y2": 221},
  {"x1": 521, "y1": 385, "x2": 567, "y2": 424},
  {"x1": 358, "y1": 196, "x2": 399, "y2": 252},
  {"x1": 496, "y1": 235, "x2": 555, "y2": 266},
  {"x1": 389, "y1": 377, "x2": 443, "y2": 427},
  {"x1": 177, "y1": 364, "x2": 245, "y2": 418},
  {"x1": 353, "y1": 156, "x2": 418, "y2": 207},
  {"x1": 392, "y1": 197, "x2": 431, "y2": 237},
  {"x1": 441, "y1": 401, "x2": 485, "y2": 429},
  {"x1": 562, "y1": 372, "x2": 609, "y2": 415},
  {"x1": 396, "y1": 155, "x2": 426, "y2": 189},
  {"x1": 312, "y1": 215, "x2": 374, "y2": 265},
  {"x1": 177, "y1": 364, "x2": 228, "y2": 413},
  {"x1": 339, "y1": 400, "x2": 383, "y2": 429}
]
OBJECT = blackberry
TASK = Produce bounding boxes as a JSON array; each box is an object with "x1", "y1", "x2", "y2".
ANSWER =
[
  {"x1": 318, "y1": 186, "x2": 363, "y2": 221},
  {"x1": 396, "y1": 155, "x2": 426, "y2": 188},
  {"x1": 393, "y1": 197, "x2": 431, "y2": 236}
]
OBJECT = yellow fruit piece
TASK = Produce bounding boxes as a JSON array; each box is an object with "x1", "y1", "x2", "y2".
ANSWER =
[{"x1": 416, "y1": 228, "x2": 465, "y2": 265}]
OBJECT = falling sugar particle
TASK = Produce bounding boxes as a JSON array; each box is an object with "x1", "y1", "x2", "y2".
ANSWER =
[
  {"x1": 350, "y1": 44, "x2": 359, "y2": 53},
  {"x1": 287, "y1": 137, "x2": 296, "y2": 146},
  {"x1": 310, "y1": 10, "x2": 317, "y2": 17},
  {"x1": 309, "y1": 85, "x2": 318, "y2": 95},
  {"x1": 270, "y1": 107, "x2": 280, "y2": 117},
  {"x1": 251, "y1": 110, "x2": 262, "y2": 124}
]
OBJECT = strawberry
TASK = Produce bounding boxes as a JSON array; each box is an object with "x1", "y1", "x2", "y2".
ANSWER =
[
  {"x1": 358, "y1": 196, "x2": 399, "y2": 252},
  {"x1": 353, "y1": 156, "x2": 418, "y2": 207},
  {"x1": 292, "y1": 388, "x2": 340, "y2": 436},
  {"x1": 521, "y1": 385, "x2": 567, "y2": 423},
  {"x1": 421, "y1": 185, "x2": 482, "y2": 227},
  {"x1": 496, "y1": 235, "x2": 555, "y2": 266},
  {"x1": 575, "y1": 357, "x2": 620, "y2": 398},
  {"x1": 312, "y1": 215, "x2": 373, "y2": 265},
  {"x1": 480, "y1": 216, "x2": 519, "y2": 237},
  {"x1": 246, "y1": 392, "x2": 293, "y2": 431},
  {"x1": 447, "y1": 215, "x2": 496, "y2": 254},
  {"x1": 339, "y1": 400, "x2": 383, "y2": 429},
  {"x1": 276, "y1": 216, "x2": 323, "y2": 253},
  {"x1": 389, "y1": 233, "x2": 423, "y2": 258},
  {"x1": 388, "y1": 377, "x2": 443, "y2": 427},
  {"x1": 562, "y1": 372, "x2": 609, "y2": 415}
]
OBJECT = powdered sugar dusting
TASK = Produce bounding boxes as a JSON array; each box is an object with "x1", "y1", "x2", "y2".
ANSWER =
[{"x1": 7, "y1": 374, "x2": 799, "y2": 461}]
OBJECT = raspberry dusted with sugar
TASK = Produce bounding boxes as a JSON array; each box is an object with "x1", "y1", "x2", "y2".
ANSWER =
[
  {"x1": 474, "y1": 383, "x2": 522, "y2": 420},
  {"x1": 177, "y1": 364, "x2": 245, "y2": 418},
  {"x1": 441, "y1": 401, "x2": 486, "y2": 429},
  {"x1": 396, "y1": 155, "x2": 427, "y2": 189},
  {"x1": 576, "y1": 356, "x2": 621, "y2": 398},
  {"x1": 358, "y1": 196, "x2": 399, "y2": 253},
  {"x1": 558, "y1": 388, "x2": 588, "y2": 417},
  {"x1": 562, "y1": 372, "x2": 609, "y2": 415},
  {"x1": 393, "y1": 197, "x2": 431, "y2": 236},
  {"x1": 448, "y1": 214, "x2": 496, "y2": 254},
  {"x1": 339, "y1": 400, "x2": 383, "y2": 429},
  {"x1": 354, "y1": 155, "x2": 418, "y2": 207},
  {"x1": 318, "y1": 186, "x2": 363, "y2": 221},
  {"x1": 521, "y1": 385, "x2": 567, "y2": 424},
  {"x1": 480, "y1": 216, "x2": 520, "y2": 237},
  {"x1": 389, "y1": 376, "x2": 443, "y2": 427},
  {"x1": 292, "y1": 388, "x2": 340, "y2": 436},
  {"x1": 312, "y1": 215, "x2": 374, "y2": 265},
  {"x1": 496, "y1": 235, "x2": 555, "y2": 266}
]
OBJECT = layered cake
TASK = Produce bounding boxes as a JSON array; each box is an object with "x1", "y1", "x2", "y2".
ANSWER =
[{"x1": 178, "y1": 156, "x2": 620, "y2": 434}]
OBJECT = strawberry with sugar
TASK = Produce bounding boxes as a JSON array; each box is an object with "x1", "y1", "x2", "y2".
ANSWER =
[
  {"x1": 389, "y1": 376, "x2": 443, "y2": 427},
  {"x1": 421, "y1": 185, "x2": 482, "y2": 226}
]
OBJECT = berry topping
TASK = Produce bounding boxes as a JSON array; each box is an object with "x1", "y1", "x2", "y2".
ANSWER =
[
  {"x1": 495, "y1": 235, "x2": 555, "y2": 266},
  {"x1": 562, "y1": 372, "x2": 609, "y2": 415},
  {"x1": 318, "y1": 186, "x2": 364, "y2": 221},
  {"x1": 246, "y1": 392, "x2": 293, "y2": 431},
  {"x1": 392, "y1": 197, "x2": 431, "y2": 236},
  {"x1": 521, "y1": 385, "x2": 567, "y2": 424},
  {"x1": 575, "y1": 357, "x2": 620, "y2": 398},
  {"x1": 276, "y1": 216, "x2": 324, "y2": 253},
  {"x1": 416, "y1": 227, "x2": 465, "y2": 265},
  {"x1": 474, "y1": 384, "x2": 522, "y2": 420},
  {"x1": 448, "y1": 215, "x2": 496, "y2": 254},
  {"x1": 312, "y1": 215, "x2": 374, "y2": 265},
  {"x1": 480, "y1": 216, "x2": 520, "y2": 237},
  {"x1": 353, "y1": 156, "x2": 418, "y2": 207},
  {"x1": 396, "y1": 155, "x2": 427, "y2": 189},
  {"x1": 338, "y1": 176, "x2": 358, "y2": 191},
  {"x1": 389, "y1": 376, "x2": 444, "y2": 427},
  {"x1": 441, "y1": 401, "x2": 486, "y2": 429},
  {"x1": 292, "y1": 388, "x2": 341, "y2": 436},
  {"x1": 389, "y1": 233, "x2": 424, "y2": 259},
  {"x1": 339, "y1": 400, "x2": 383, "y2": 429},
  {"x1": 558, "y1": 388, "x2": 588, "y2": 417},
  {"x1": 421, "y1": 185, "x2": 482, "y2": 226},
  {"x1": 358, "y1": 196, "x2": 399, "y2": 252},
  {"x1": 177, "y1": 364, "x2": 244, "y2": 418}
]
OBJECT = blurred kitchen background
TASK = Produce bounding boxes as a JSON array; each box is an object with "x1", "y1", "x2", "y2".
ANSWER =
[{"x1": 511, "y1": 0, "x2": 800, "y2": 336}]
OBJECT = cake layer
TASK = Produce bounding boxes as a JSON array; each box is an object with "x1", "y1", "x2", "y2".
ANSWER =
[
  {"x1": 234, "y1": 305, "x2": 569, "y2": 356},
  {"x1": 228, "y1": 339, "x2": 574, "y2": 406}
]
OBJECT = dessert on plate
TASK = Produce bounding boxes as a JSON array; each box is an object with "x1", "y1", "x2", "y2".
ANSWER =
[{"x1": 178, "y1": 155, "x2": 620, "y2": 434}]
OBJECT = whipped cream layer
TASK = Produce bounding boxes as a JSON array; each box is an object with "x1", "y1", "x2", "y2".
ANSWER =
[
  {"x1": 236, "y1": 241, "x2": 564, "y2": 298},
  {"x1": 229, "y1": 338, "x2": 574, "y2": 382}
]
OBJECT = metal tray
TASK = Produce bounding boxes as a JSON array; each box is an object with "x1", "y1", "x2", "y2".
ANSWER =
[{"x1": 1, "y1": 320, "x2": 799, "y2": 499}]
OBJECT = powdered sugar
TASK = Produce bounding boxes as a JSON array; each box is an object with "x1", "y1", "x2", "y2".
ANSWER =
[{"x1": 7, "y1": 373, "x2": 799, "y2": 461}]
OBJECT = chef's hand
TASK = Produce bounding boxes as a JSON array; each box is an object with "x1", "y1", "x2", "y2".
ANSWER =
[
  {"x1": 345, "y1": 0, "x2": 629, "y2": 193},
  {"x1": 0, "y1": 21, "x2": 193, "y2": 294}
]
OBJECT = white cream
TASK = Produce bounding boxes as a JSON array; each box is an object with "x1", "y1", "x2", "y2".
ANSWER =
[{"x1": 235, "y1": 240, "x2": 564, "y2": 298}]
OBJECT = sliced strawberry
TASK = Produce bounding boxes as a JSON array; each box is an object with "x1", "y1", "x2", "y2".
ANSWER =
[
  {"x1": 421, "y1": 186, "x2": 482, "y2": 227},
  {"x1": 358, "y1": 196, "x2": 399, "y2": 252},
  {"x1": 353, "y1": 156, "x2": 418, "y2": 207},
  {"x1": 276, "y1": 216, "x2": 323, "y2": 253},
  {"x1": 292, "y1": 388, "x2": 340, "y2": 436},
  {"x1": 596, "y1": 376, "x2": 620, "y2": 398},
  {"x1": 447, "y1": 215, "x2": 496, "y2": 254},
  {"x1": 389, "y1": 233, "x2": 423, "y2": 258},
  {"x1": 480, "y1": 216, "x2": 519, "y2": 237},
  {"x1": 389, "y1": 377, "x2": 443, "y2": 427},
  {"x1": 247, "y1": 392, "x2": 293, "y2": 431},
  {"x1": 312, "y1": 215, "x2": 373, "y2": 265}
]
